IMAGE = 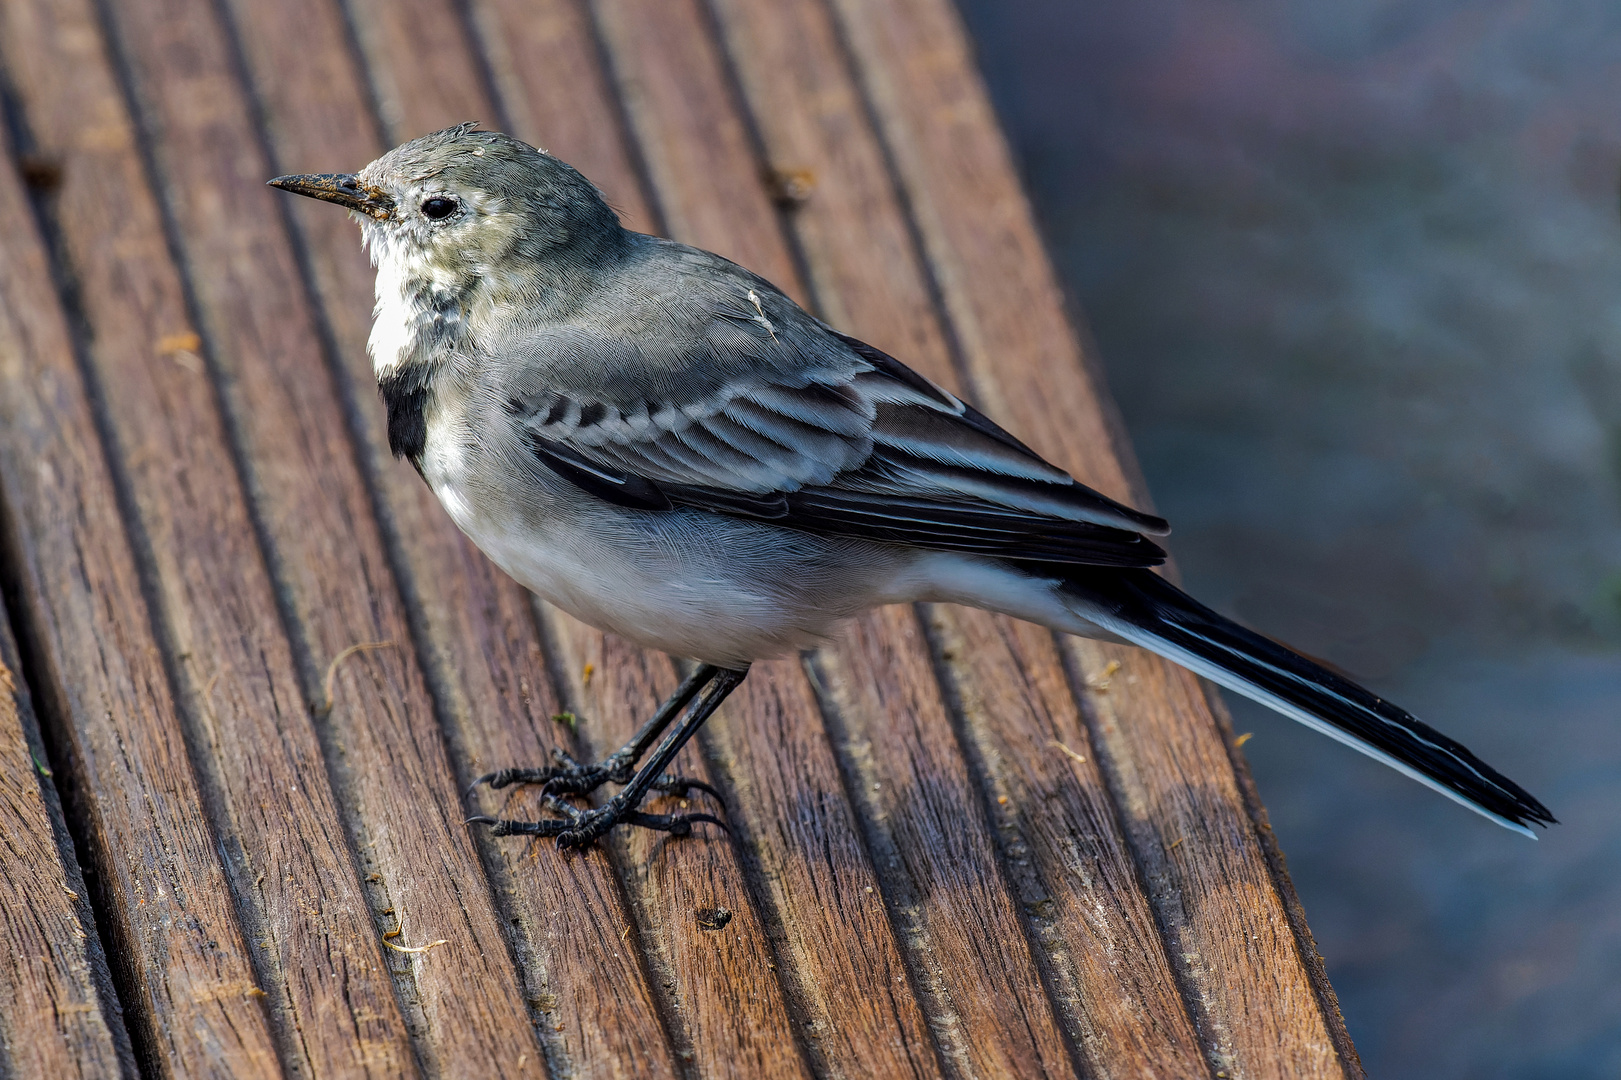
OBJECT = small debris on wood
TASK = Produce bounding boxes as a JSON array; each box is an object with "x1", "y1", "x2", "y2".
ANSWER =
[
  {"x1": 552, "y1": 711, "x2": 578, "y2": 731},
  {"x1": 695, "y1": 906, "x2": 732, "y2": 931},
  {"x1": 764, "y1": 165, "x2": 815, "y2": 207},
  {"x1": 381, "y1": 913, "x2": 448, "y2": 955},
  {"x1": 18, "y1": 153, "x2": 62, "y2": 192},
  {"x1": 384, "y1": 937, "x2": 449, "y2": 955},
  {"x1": 1085, "y1": 659, "x2": 1122, "y2": 691},
  {"x1": 581, "y1": 661, "x2": 594, "y2": 686},
  {"x1": 316, "y1": 641, "x2": 395, "y2": 716},
  {"x1": 155, "y1": 331, "x2": 201, "y2": 354},
  {"x1": 1050, "y1": 740, "x2": 1087, "y2": 765}
]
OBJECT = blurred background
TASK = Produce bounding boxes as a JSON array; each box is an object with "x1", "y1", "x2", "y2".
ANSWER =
[{"x1": 954, "y1": 0, "x2": 1621, "y2": 1075}]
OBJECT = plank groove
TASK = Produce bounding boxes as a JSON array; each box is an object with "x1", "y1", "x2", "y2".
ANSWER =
[
  {"x1": 0, "y1": 0, "x2": 1361, "y2": 1075},
  {"x1": 0, "y1": 346, "x2": 131, "y2": 1080}
]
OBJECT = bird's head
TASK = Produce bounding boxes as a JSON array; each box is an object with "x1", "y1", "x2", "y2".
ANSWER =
[
  {"x1": 271, "y1": 123, "x2": 623, "y2": 297},
  {"x1": 270, "y1": 124, "x2": 626, "y2": 372}
]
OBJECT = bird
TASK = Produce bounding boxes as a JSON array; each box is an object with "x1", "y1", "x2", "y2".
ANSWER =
[{"x1": 269, "y1": 123, "x2": 1554, "y2": 849}]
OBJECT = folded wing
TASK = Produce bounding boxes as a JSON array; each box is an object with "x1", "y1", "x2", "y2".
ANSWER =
[{"x1": 513, "y1": 330, "x2": 1170, "y2": 568}]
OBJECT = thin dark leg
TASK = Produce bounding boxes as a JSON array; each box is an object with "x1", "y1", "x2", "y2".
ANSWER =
[
  {"x1": 469, "y1": 665, "x2": 748, "y2": 849},
  {"x1": 602, "y1": 663, "x2": 722, "y2": 778},
  {"x1": 466, "y1": 663, "x2": 721, "y2": 799}
]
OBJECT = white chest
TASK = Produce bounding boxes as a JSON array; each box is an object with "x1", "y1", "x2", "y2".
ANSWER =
[{"x1": 368, "y1": 257, "x2": 417, "y2": 379}]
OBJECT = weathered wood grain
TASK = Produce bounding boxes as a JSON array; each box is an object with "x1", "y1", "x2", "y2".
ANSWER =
[
  {"x1": 589, "y1": 0, "x2": 801, "y2": 290},
  {"x1": 810, "y1": 616, "x2": 1080, "y2": 1080},
  {"x1": 219, "y1": 0, "x2": 685, "y2": 1073},
  {"x1": 0, "y1": 306, "x2": 130, "y2": 1078},
  {"x1": 46, "y1": 0, "x2": 545, "y2": 1073},
  {"x1": 0, "y1": 17, "x2": 284, "y2": 1074},
  {"x1": 0, "y1": 3, "x2": 437, "y2": 1076},
  {"x1": 700, "y1": 1, "x2": 1218, "y2": 1075},
  {"x1": 462, "y1": 0, "x2": 659, "y2": 235},
  {"x1": 823, "y1": 0, "x2": 1361, "y2": 1074},
  {"x1": 921, "y1": 610, "x2": 1217, "y2": 1077}
]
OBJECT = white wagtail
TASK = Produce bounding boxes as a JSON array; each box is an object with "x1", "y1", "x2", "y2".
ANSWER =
[{"x1": 270, "y1": 125, "x2": 1553, "y2": 848}]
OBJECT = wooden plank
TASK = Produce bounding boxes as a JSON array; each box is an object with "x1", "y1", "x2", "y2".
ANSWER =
[
  {"x1": 462, "y1": 0, "x2": 661, "y2": 236},
  {"x1": 0, "y1": 249, "x2": 130, "y2": 1079},
  {"x1": 822, "y1": 0, "x2": 1362, "y2": 1075},
  {"x1": 0, "y1": 5, "x2": 436, "y2": 1077},
  {"x1": 224, "y1": 0, "x2": 703, "y2": 1072},
  {"x1": 0, "y1": 599, "x2": 128, "y2": 1079},
  {"x1": 700, "y1": 2, "x2": 1219, "y2": 1075},
  {"x1": 21, "y1": 0, "x2": 546, "y2": 1074},
  {"x1": 587, "y1": 0, "x2": 800, "y2": 288},
  {"x1": 571, "y1": 3, "x2": 973, "y2": 1075},
  {"x1": 0, "y1": 18, "x2": 283, "y2": 1075}
]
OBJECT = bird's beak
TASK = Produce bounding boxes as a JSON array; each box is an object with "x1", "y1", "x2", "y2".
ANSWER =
[{"x1": 267, "y1": 173, "x2": 394, "y2": 221}]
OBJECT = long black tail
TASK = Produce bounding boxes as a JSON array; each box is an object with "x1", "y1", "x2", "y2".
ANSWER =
[{"x1": 1058, "y1": 567, "x2": 1555, "y2": 836}]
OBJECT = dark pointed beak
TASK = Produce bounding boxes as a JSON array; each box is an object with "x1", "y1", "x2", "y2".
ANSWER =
[{"x1": 267, "y1": 173, "x2": 394, "y2": 220}]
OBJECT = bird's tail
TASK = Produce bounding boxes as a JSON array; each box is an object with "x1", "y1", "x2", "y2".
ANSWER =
[{"x1": 1057, "y1": 567, "x2": 1555, "y2": 837}]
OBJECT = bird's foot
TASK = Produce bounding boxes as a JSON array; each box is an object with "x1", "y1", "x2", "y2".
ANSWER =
[
  {"x1": 465, "y1": 746, "x2": 724, "y2": 805},
  {"x1": 468, "y1": 794, "x2": 728, "y2": 850},
  {"x1": 465, "y1": 746, "x2": 626, "y2": 801}
]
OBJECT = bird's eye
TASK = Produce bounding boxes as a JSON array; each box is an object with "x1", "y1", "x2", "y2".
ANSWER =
[{"x1": 421, "y1": 197, "x2": 457, "y2": 220}]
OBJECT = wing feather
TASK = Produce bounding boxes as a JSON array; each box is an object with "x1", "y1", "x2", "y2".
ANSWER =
[{"x1": 509, "y1": 324, "x2": 1169, "y2": 565}]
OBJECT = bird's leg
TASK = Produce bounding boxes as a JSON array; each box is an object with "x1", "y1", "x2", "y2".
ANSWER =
[
  {"x1": 468, "y1": 666, "x2": 747, "y2": 848},
  {"x1": 466, "y1": 663, "x2": 724, "y2": 803}
]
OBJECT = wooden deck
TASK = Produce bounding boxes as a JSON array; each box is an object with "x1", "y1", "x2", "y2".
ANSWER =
[{"x1": 0, "y1": 0, "x2": 1362, "y2": 1076}]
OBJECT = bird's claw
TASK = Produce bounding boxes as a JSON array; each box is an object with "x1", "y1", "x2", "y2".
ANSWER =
[
  {"x1": 649, "y1": 774, "x2": 727, "y2": 807},
  {"x1": 466, "y1": 758, "x2": 720, "y2": 805},
  {"x1": 466, "y1": 798, "x2": 728, "y2": 850}
]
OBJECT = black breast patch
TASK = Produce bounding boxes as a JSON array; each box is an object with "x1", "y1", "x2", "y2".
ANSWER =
[{"x1": 378, "y1": 366, "x2": 431, "y2": 464}]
